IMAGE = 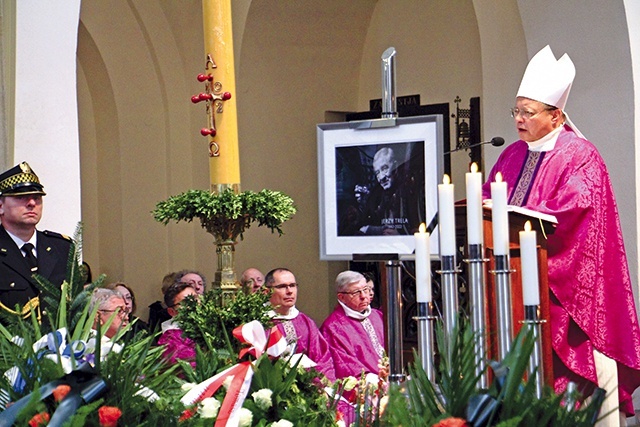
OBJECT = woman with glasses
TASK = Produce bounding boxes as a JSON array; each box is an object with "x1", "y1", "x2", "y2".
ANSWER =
[
  {"x1": 106, "y1": 281, "x2": 149, "y2": 337},
  {"x1": 482, "y1": 45, "x2": 640, "y2": 423}
]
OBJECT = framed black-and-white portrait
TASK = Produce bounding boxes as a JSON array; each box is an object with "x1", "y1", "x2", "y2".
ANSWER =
[{"x1": 317, "y1": 115, "x2": 445, "y2": 260}]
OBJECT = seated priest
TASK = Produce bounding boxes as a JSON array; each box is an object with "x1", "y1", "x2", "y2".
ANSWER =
[
  {"x1": 265, "y1": 268, "x2": 335, "y2": 381},
  {"x1": 157, "y1": 282, "x2": 199, "y2": 366},
  {"x1": 320, "y1": 271, "x2": 385, "y2": 381},
  {"x1": 482, "y1": 45, "x2": 640, "y2": 423}
]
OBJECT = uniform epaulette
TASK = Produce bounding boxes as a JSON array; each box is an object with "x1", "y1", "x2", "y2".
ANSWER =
[{"x1": 42, "y1": 230, "x2": 73, "y2": 242}]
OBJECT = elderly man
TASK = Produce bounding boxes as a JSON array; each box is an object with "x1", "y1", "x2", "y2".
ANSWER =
[
  {"x1": 359, "y1": 146, "x2": 424, "y2": 236},
  {"x1": 158, "y1": 282, "x2": 199, "y2": 365},
  {"x1": 174, "y1": 269, "x2": 206, "y2": 295},
  {"x1": 0, "y1": 162, "x2": 72, "y2": 318},
  {"x1": 483, "y1": 45, "x2": 640, "y2": 422},
  {"x1": 320, "y1": 270, "x2": 384, "y2": 380},
  {"x1": 240, "y1": 267, "x2": 265, "y2": 293},
  {"x1": 266, "y1": 268, "x2": 335, "y2": 380},
  {"x1": 90, "y1": 288, "x2": 129, "y2": 340}
]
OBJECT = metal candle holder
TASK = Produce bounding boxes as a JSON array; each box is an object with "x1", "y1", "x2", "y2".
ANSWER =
[
  {"x1": 437, "y1": 255, "x2": 460, "y2": 340},
  {"x1": 465, "y1": 243, "x2": 489, "y2": 389},
  {"x1": 386, "y1": 260, "x2": 406, "y2": 384},
  {"x1": 413, "y1": 301, "x2": 437, "y2": 382},
  {"x1": 521, "y1": 305, "x2": 546, "y2": 399},
  {"x1": 489, "y1": 254, "x2": 514, "y2": 360}
]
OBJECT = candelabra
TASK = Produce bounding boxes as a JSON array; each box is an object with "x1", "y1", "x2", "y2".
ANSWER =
[
  {"x1": 414, "y1": 301, "x2": 437, "y2": 382},
  {"x1": 465, "y1": 243, "x2": 489, "y2": 389},
  {"x1": 489, "y1": 254, "x2": 514, "y2": 360},
  {"x1": 386, "y1": 260, "x2": 405, "y2": 384},
  {"x1": 437, "y1": 255, "x2": 460, "y2": 341},
  {"x1": 522, "y1": 305, "x2": 546, "y2": 398}
]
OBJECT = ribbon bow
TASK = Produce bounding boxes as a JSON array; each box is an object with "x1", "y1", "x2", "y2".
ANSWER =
[
  {"x1": 180, "y1": 321, "x2": 287, "y2": 426},
  {"x1": 6, "y1": 328, "x2": 88, "y2": 394},
  {"x1": 234, "y1": 320, "x2": 288, "y2": 360}
]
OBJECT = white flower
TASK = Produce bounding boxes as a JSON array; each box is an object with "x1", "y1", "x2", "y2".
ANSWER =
[
  {"x1": 134, "y1": 385, "x2": 159, "y2": 402},
  {"x1": 287, "y1": 353, "x2": 316, "y2": 369},
  {"x1": 198, "y1": 397, "x2": 221, "y2": 419},
  {"x1": 222, "y1": 375, "x2": 235, "y2": 390},
  {"x1": 181, "y1": 382, "x2": 196, "y2": 392},
  {"x1": 238, "y1": 407, "x2": 253, "y2": 427},
  {"x1": 342, "y1": 376, "x2": 358, "y2": 391},
  {"x1": 336, "y1": 420, "x2": 346, "y2": 427},
  {"x1": 271, "y1": 420, "x2": 294, "y2": 427},
  {"x1": 252, "y1": 388, "x2": 273, "y2": 411}
]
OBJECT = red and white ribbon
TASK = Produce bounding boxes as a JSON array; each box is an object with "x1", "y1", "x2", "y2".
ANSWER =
[{"x1": 180, "y1": 321, "x2": 287, "y2": 426}]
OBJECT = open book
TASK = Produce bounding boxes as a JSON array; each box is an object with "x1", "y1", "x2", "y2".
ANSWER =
[{"x1": 483, "y1": 201, "x2": 558, "y2": 224}]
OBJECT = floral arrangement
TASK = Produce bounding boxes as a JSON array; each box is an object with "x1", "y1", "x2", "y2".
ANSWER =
[
  {"x1": 0, "y1": 231, "x2": 339, "y2": 426},
  {"x1": 0, "y1": 227, "x2": 607, "y2": 427}
]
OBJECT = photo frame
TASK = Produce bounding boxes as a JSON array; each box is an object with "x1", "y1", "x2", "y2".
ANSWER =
[{"x1": 317, "y1": 115, "x2": 445, "y2": 260}]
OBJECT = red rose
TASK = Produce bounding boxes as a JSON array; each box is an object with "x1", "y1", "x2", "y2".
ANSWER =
[
  {"x1": 28, "y1": 412, "x2": 50, "y2": 427},
  {"x1": 432, "y1": 417, "x2": 469, "y2": 427},
  {"x1": 53, "y1": 384, "x2": 71, "y2": 402},
  {"x1": 98, "y1": 406, "x2": 123, "y2": 427}
]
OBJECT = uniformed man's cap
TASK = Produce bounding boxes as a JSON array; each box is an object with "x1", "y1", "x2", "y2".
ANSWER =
[{"x1": 0, "y1": 162, "x2": 46, "y2": 197}]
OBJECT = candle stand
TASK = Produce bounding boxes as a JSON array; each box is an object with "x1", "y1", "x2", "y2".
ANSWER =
[
  {"x1": 437, "y1": 255, "x2": 460, "y2": 341},
  {"x1": 465, "y1": 243, "x2": 489, "y2": 389},
  {"x1": 522, "y1": 305, "x2": 546, "y2": 398},
  {"x1": 386, "y1": 260, "x2": 406, "y2": 384},
  {"x1": 489, "y1": 254, "x2": 514, "y2": 360},
  {"x1": 413, "y1": 301, "x2": 437, "y2": 382}
]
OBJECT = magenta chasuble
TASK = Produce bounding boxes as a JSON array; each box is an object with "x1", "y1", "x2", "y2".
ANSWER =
[
  {"x1": 482, "y1": 125, "x2": 640, "y2": 413},
  {"x1": 320, "y1": 305, "x2": 385, "y2": 380}
]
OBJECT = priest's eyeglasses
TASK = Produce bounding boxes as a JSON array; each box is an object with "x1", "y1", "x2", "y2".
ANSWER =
[
  {"x1": 270, "y1": 283, "x2": 298, "y2": 290},
  {"x1": 510, "y1": 107, "x2": 556, "y2": 120},
  {"x1": 339, "y1": 287, "x2": 374, "y2": 297}
]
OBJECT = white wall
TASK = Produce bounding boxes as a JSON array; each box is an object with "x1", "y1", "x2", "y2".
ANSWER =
[{"x1": 13, "y1": 0, "x2": 82, "y2": 236}]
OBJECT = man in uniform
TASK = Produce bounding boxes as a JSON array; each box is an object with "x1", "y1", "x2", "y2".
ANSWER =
[{"x1": 0, "y1": 162, "x2": 72, "y2": 318}]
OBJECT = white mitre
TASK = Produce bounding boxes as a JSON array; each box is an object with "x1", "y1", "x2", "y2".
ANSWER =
[{"x1": 517, "y1": 45, "x2": 584, "y2": 138}]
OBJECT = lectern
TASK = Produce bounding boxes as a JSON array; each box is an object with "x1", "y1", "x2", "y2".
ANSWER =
[{"x1": 456, "y1": 204, "x2": 556, "y2": 386}]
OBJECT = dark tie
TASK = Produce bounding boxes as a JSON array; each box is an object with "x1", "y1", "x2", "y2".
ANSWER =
[{"x1": 22, "y1": 243, "x2": 38, "y2": 272}]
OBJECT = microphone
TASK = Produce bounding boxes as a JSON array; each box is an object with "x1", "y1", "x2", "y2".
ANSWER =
[{"x1": 445, "y1": 137, "x2": 505, "y2": 155}]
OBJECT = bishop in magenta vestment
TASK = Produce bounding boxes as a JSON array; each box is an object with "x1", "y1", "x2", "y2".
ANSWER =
[{"x1": 483, "y1": 125, "x2": 640, "y2": 413}]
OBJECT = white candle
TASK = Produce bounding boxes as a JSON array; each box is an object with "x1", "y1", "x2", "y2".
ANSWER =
[
  {"x1": 465, "y1": 162, "x2": 483, "y2": 245},
  {"x1": 414, "y1": 223, "x2": 432, "y2": 302},
  {"x1": 519, "y1": 221, "x2": 540, "y2": 306},
  {"x1": 438, "y1": 174, "x2": 456, "y2": 256},
  {"x1": 490, "y1": 172, "x2": 509, "y2": 255}
]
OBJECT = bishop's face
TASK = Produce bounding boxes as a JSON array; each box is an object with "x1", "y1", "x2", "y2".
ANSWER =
[{"x1": 513, "y1": 97, "x2": 562, "y2": 142}]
